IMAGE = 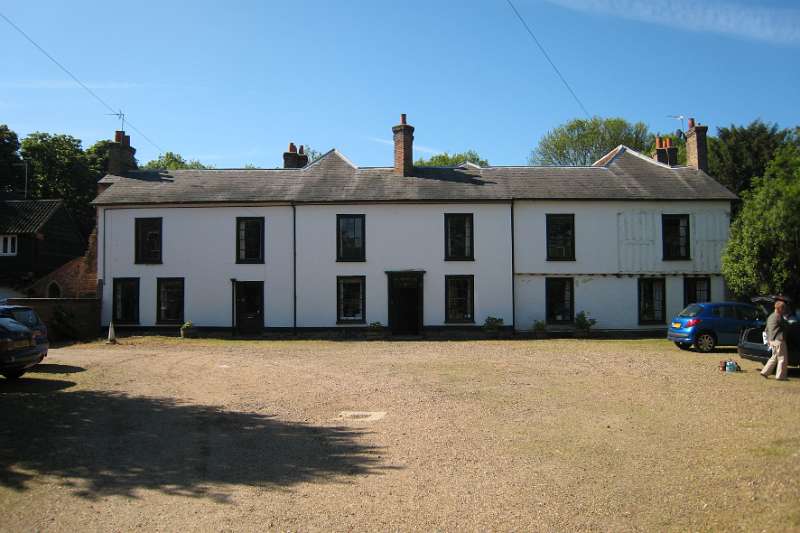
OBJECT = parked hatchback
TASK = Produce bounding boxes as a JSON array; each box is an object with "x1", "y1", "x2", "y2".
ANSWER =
[
  {"x1": 0, "y1": 305, "x2": 48, "y2": 379},
  {"x1": 667, "y1": 302, "x2": 765, "y2": 352}
]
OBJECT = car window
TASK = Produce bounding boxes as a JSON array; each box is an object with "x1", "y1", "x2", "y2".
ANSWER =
[
  {"x1": 679, "y1": 304, "x2": 704, "y2": 317},
  {"x1": 711, "y1": 307, "x2": 722, "y2": 318},
  {"x1": 9, "y1": 309, "x2": 39, "y2": 328},
  {"x1": 737, "y1": 306, "x2": 761, "y2": 321}
]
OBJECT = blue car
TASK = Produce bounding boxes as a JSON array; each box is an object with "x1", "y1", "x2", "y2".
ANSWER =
[
  {"x1": 667, "y1": 302, "x2": 765, "y2": 353},
  {"x1": 0, "y1": 305, "x2": 49, "y2": 380}
]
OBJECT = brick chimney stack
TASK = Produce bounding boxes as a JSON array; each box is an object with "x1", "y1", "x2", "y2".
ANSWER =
[
  {"x1": 685, "y1": 117, "x2": 709, "y2": 173},
  {"x1": 283, "y1": 142, "x2": 302, "y2": 169},
  {"x1": 392, "y1": 113, "x2": 414, "y2": 176},
  {"x1": 297, "y1": 145, "x2": 309, "y2": 168},
  {"x1": 107, "y1": 130, "x2": 137, "y2": 177}
]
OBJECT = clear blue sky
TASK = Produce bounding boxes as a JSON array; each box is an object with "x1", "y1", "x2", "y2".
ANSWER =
[{"x1": 2, "y1": 0, "x2": 799, "y2": 168}]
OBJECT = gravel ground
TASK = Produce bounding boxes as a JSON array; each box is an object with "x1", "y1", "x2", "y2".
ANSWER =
[{"x1": 1, "y1": 337, "x2": 799, "y2": 532}]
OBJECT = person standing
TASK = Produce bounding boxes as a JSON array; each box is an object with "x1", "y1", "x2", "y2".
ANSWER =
[{"x1": 761, "y1": 298, "x2": 790, "y2": 380}]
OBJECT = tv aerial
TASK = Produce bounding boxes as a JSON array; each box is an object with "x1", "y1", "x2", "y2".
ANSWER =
[
  {"x1": 106, "y1": 109, "x2": 126, "y2": 131},
  {"x1": 667, "y1": 114, "x2": 687, "y2": 139}
]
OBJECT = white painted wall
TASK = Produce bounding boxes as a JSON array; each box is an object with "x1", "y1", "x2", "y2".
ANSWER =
[
  {"x1": 514, "y1": 200, "x2": 730, "y2": 275},
  {"x1": 99, "y1": 205, "x2": 294, "y2": 327},
  {"x1": 513, "y1": 200, "x2": 731, "y2": 330},
  {"x1": 294, "y1": 203, "x2": 513, "y2": 327}
]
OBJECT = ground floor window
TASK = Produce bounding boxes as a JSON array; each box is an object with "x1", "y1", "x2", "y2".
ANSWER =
[
  {"x1": 113, "y1": 278, "x2": 139, "y2": 324},
  {"x1": 684, "y1": 277, "x2": 710, "y2": 307},
  {"x1": 546, "y1": 277, "x2": 574, "y2": 323},
  {"x1": 157, "y1": 278, "x2": 184, "y2": 324},
  {"x1": 337, "y1": 276, "x2": 365, "y2": 323},
  {"x1": 445, "y1": 275, "x2": 474, "y2": 323},
  {"x1": 0, "y1": 235, "x2": 17, "y2": 256},
  {"x1": 639, "y1": 278, "x2": 666, "y2": 324}
]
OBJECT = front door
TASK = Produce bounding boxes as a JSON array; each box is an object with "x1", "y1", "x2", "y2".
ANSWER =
[
  {"x1": 387, "y1": 272, "x2": 423, "y2": 335},
  {"x1": 235, "y1": 281, "x2": 264, "y2": 334}
]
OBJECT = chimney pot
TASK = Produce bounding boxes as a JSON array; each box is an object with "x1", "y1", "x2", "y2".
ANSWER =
[
  {"x1": 400, "y1": 113, "x2": 407, "y2": 125},
  {"x1": 298, "y1": 145, "x2": 305, "y2": 155},
  {"x1": 114, "y1": 130, "x2": 124, "y2": 143},
  {"x1": 288, "y1": 142, "x2": 297, "y2": 153},
  {"x1": 655, "y1": 136, "x2": 662, "y2": 149}
]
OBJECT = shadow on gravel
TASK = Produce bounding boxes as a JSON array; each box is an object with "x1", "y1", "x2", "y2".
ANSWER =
[
  {"x1": 28, "y1": 363, "x2": 86, "y2": 374},
  {"x1": 0, "y1": 387, "x2": 390, "y2": 501}
]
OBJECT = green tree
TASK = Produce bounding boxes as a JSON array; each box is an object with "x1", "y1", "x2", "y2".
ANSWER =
[
  {"x1": 708, "y1": 120, "x2": 789, "y2": 195},
  {"x1": 20, "y1": 132, "x2": 96, "y2": 233},
  {"x1": 0, "y1": 124, "x2": 24, "y2": 193},
  {"x1": 415, "y1": 149, "x2": 488, "y2": 167},
  {"x1": 721, "y1": 143, "x2": 800, "y2": 300},
  {"x1": 143, "y1": 151, "x2": 213, "y2": 170},
  {"x1": 529, "y1": 117, "x2": 652, "y2": 166}
]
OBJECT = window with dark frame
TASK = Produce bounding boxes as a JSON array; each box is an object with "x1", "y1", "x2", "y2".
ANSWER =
[
  {"x1": 337, "y1": 276, "x2": 366, "y2": 323},
  {"x1": 157, "y1": 278, "x2": 184, "y2": 324},
  {"x1": 639, "y1": 278, "x2": 666, "y2": 324},
  {"x1": 135, "y1": 218, "x2": 162, "y2": 264},
  {"x1": 684, "y1": 277, "x2": 710, "y2": 307},
  {"x1": 445, "y1": 275, "x2": 474, "y2": 323},
  {"x1": 546, "y1": 277, "x2": 574, "y2": 323},
  {"x1": 236, "y1": 217, "x2": 265, "y2": 264},
  {"x1": 444, "y1": 213, "x2": 474, "y2": 261},
  {"x1": 0, "y1": 235, "x2": 17, "y2": 256},
  {"x1": 662, "y1": 214, "x2": 690, "y2": 260},
  {"x1": 336, "y1": 214, "x2": 365, "y2": 262},
  {"x1": 113, "y1": 278, "x2": 139, "y2": 324},
  {"x1": 546, "y1": 214, "x2": 575, "y2": 261}
]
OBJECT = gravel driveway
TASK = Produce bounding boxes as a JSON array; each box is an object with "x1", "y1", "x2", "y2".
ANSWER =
[{"x1": 1, "y1": 337, "x2": 799, "y2": 531}]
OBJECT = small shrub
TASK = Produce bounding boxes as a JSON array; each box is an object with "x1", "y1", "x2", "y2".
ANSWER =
[
  {"x1": 368, "y1": 321, "x2": 383, "y2": 330},
  {"x1": 181, "y1": 320, "x2": 194, "y2": 330},
  {"x1": 575, "y1": 311, "x2": 597, "y2": 331},
  {"x1": 483, "y1": 316, "x2": 504, "y2": 333},
  {"x1": 532, "y1": 320, "x2": 546, "y2": 332}
]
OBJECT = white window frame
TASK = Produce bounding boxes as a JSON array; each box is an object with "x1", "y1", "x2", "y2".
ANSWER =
[{"x1": 0, "y1": 235, "x2": 17, "y2": 256}]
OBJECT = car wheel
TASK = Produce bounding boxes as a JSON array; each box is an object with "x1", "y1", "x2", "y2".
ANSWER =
[
  {"x1": 675, "y1": 342, "x2": 692, "y2": 351},
  {"x1": 694, "y1": 332, "x2": 716, "y2": 353},
  {"x1": 2, "y1": 370, "x2": 25, "y2": 380}
]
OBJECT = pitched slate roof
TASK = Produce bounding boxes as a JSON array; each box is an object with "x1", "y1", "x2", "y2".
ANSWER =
[
  {"x1": 0, "y1": 199, "x2": 64, "y2": 233},
  {"x1": 93, "y1": 146, "x2": 737, "y2": 206}
]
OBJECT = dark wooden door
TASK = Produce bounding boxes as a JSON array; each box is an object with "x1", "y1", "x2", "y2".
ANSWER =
[
  {"x1": 388, "y1": 272, "x2": 423, "y2": 335},
  {"x1": 235, "y1": 281, "x2": 264, "y2": 334}
]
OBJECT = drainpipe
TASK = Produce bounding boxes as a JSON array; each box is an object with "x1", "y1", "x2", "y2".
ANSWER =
[
  {"x1": 230, "y1": 278, "x2": 236, "y2": 336},
  {"x1": 511, "y1": 201, "x2": 516, "y2": 334},
  {"x1": 292, "y1": 203, "x2": 297, "y2": 334}
]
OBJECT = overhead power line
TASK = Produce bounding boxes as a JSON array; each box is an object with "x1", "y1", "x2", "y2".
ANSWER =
[
  {"x1": 0, "y1": 10, "x2": 165, "y2": 154},
  {"x1": 505, "y1": 0, "x2": 591, "y2": 118}
]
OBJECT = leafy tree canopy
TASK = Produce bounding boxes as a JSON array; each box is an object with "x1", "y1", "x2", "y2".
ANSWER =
[
  {"x1": 708, "y1": 119, "x2": 790, "y2": 196},
  {"x1": 143, "y1": 151, "x2": 213, "y2": 170},
  {"x1": 0, "y1": 124, "x2": 24, "y2": 193},
  {"x1": 415, "y1": 149, "x2": 488, "y2": 167},
  {"x1": 529, "y1": 117, "x2": 652, "y2": 166},
  {"x1": 20, "y1": 132, "x2": 96, "y2": 233},
  {"x1": 721, "y1": 142, "x2": 800, "y2": 301}
]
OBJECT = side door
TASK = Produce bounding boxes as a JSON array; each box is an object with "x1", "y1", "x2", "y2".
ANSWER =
[{"x1": 715, "y1": 305, "x2": 741, "y2": 345}]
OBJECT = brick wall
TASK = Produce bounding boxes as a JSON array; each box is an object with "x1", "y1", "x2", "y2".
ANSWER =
[{"x1": 6, "y1": 298, "x2": 100, "y2": 341}]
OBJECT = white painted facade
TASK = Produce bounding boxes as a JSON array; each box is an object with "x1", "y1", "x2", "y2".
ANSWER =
[
  {"x1": 513, "y1": 200, "x2": 730, "y2": 330},
  {"x1": 97, "y1": 199, "x2": 731, "y2": 332}
]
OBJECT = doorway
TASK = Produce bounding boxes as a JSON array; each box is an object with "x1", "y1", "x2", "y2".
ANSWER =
[
  {"x1": 234, "y1": 281, "x2": 264, "y2": 334},
  {"x1": 387, "y1": 272, "x2": 424, "y2": 335}
]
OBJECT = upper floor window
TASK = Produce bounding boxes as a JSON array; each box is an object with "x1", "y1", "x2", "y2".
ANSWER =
[
  {"x1": 444, "y1": 213, "x2": 473, "y2": 261},
  {"x1": 662, "y1": 214, "x2": 690, "y2": 260},
  {"x1": 546, "y1": 214, "x2": 575, "y2": 261},
  {"x1": 684, "y1": 276, "x2": 710, "y2": 307},
  {"x1": 639, "y1": 277, "x2": 666, "y2": 324},
  {"x1": 337, "y1": 214, "x2": 365, "y2": 262},
  {"x1": 546, "y1": 277, "x2": 574, "y2": 324},
  {"x1": 0, "y1": 235, "x2": 17, "y2": 256},
  {"x1": 135, "y1": 218, "x2": 162, "y2": 264},
  {"x1": 445, "y1": 275, "x2": 474, "y2": 323},
  {"x1": 236, "y1": 217, "x2": 265, "y2": 264}
]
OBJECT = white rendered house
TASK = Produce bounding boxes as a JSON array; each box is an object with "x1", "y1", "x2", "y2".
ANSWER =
[{"x1": 93, "y1": 116, "x2": 734, "y2": 334}]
